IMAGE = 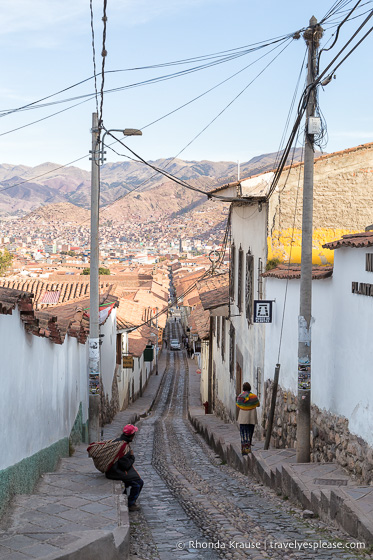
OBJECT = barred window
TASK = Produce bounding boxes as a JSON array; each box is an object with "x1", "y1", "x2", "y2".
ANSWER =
[
  {"x1": 221, "y1": 318, "x2": 226, "y2": 361},
  {"x1": 237, "y1": 246, "x2": 244, "y2": 312},
  {"x1": 230, "y1": 243, "x2": 236, "y2": 301},
  {"x1": 217, "y1": 316, "x2": 220, "y2": 348},
  {"x1": 246, "y1": 252, "x2": 254, "y2": 324},
  {"x1": 229, "y1": 323, "x2": 235, "y2": 379}
]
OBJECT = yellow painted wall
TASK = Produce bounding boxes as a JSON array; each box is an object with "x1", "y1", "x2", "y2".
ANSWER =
[
  {"x1": 267, "y1": 228, "x2": 360, "y2": 265},
  {"x1": 266, "y1": 144, "x2": 373, "y2": 265}
]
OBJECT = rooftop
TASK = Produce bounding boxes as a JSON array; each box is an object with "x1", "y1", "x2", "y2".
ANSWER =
[
  {"x1": 323, "y1": 231, "x2": 373, "y2": 250},
  {"x1": 262, "y1": 264, "x2": 333, "y2": 280}
]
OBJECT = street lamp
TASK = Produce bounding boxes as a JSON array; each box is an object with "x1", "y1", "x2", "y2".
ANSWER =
[
  {"x1": 101, "y1": 128, "x2": 142, "y2": 164},
  {"x1": 88, "y1": 116, "x2": 142, "y2": 443}
]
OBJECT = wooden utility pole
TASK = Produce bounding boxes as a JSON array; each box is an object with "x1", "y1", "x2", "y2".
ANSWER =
[{"x1": 297, "y1": 17, "x2": 323, "y2": 463}]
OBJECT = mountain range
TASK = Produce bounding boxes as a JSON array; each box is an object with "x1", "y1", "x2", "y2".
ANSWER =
[{"x1": 0, "y1": 149, "x2": 307, "y2": 220}]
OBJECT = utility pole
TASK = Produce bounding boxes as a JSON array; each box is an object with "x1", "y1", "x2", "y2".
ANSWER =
[
  {"x1": 88, "y1": 112, "x2": 101, "y2": 443},
  {"x1": 297, "y1": 17, "x2": 323, "y2": 463}
]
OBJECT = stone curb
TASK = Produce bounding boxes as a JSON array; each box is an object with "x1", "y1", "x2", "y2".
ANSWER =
[{"x1": 188, "y1": 408, "x2": 373, "y2": 545}]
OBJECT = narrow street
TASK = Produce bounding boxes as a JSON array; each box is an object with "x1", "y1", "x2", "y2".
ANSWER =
[{"x1": 128, "y1": 321, "x2": 364, "y2": 560}]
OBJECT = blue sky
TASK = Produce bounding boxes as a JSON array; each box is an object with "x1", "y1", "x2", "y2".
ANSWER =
[{"x1": 0, "y1": 0, "x2": 372, "y2": 171}]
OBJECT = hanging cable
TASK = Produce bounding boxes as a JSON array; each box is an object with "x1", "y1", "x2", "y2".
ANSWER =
[{"x1": 90, "y1": 0, "x2": 99, "y2": 115}]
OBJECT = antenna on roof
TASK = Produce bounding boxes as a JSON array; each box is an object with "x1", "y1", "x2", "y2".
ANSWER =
[{"x1": 237, "y1": 160, "x2": 240, "y2": 181}]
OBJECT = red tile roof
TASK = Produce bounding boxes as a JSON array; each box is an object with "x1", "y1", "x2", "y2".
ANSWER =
[
  {"x1": 199, "y1": 285, "x2": 229, "y2": 310},
  {"x1": 262, "y1": 264, "x2": 333, "y2": 280},
  {"x1": 0, "y1": 286, "x2": 117, "y2": 345},
  {"x1": 197, "y1": 271, "x2": 229, "y2": 294},
  {"x1": 190, "y1": 304, "x2": 210, "y2": 340},
  {"x1": 323, "y1": 231, "x2": 373, "y2": 250}
]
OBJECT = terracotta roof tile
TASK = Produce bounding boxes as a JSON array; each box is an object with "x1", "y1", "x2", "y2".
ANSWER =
[
  {"x1": 323, "y1": 231, "x2": 373, "y2": 250},
  {"x1": 190, "y1": 304, "x2": 210, "y2": 340},
  {"x1": 197, "y1": 271, "x2": 229, "y2": 292},
  {"x1": 0, "y1": 286, "x2": 117, "y2": 345},
  {"x1": 199, "y1": 285, "x2": 229, "y2": 310},
  {"x1": 262, "y1": 264, "x2": 333, "y2": 280}
]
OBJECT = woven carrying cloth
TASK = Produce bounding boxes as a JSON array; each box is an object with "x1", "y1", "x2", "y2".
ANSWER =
[
  {"x1": 87, "y1": 439, "x2": 128, "y2": 473},
  {"x1": 236, "y1": 391, "x2": 260, "y2": 410}
]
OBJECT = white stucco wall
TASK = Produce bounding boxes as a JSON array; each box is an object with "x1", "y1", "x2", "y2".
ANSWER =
[
  {"x1": 264, "y1": 246, "x2": 373, "y2": 446},
  {"x1": 213, "y1": 202, "x2": 268, "y2": 419},
  {"x1": 331, "y1": 247, "x2": 373, "y2": 445},
  {"x1": 100, "y1": 309, "x2": 117, "y2": 401},
  {"x1": 0, "y1": 309, "x2": 89, "y2": 471}
]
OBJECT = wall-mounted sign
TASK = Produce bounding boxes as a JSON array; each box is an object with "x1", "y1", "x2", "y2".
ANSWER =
[
  {"x1": 122, "y1": 355, "x2": 134, "y2": 369},
  {"x1": 253, "y1": 300, "x2": 273, "y2": 323},
  {"x1": 352, "y1": 282, "x2": 373, "y2": 297}
]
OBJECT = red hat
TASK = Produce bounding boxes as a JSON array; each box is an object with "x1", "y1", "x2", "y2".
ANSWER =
[{"x1": 122, "y1": 424, "x2": 138, "y2": 435}]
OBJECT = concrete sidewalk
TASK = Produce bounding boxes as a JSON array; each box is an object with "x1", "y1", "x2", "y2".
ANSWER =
[
  {"x1": 187, "y1": 359, "x2": 373, "y2": 545},
  {"x1": 0, "y1": 354, "x2": 167, "y2": 560}
]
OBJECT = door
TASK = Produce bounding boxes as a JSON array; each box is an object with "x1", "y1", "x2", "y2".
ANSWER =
[{"x1": 235, "y1": 362, "x2": 242, "y2": 420}]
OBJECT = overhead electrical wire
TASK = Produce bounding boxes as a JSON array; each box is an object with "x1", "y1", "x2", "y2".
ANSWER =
[
  {"x1": 0, "y1": 5, "x2": 371, "y2": 202},
  {"x1": 266, "y1": 7, "x2": 373, "y2": 202},
  {"x1": 127, "y1": 207, "x2": 232, "y2": 333},
  {"x1": 99, "y1": 0, "x2": 108, "y2": 128},
  {"x1": 89, "y1": 0, "x2": 99, "y2": 115},
  {"x1": 0, "y1": 38, "x2": 289, "y2": 197},
  {"x1": 0, "y1": 37, "x2": 291, "y2": 141},
  {"x1": 98, "y1": 38, "x2": 293, "y2": 209},
  {"x1": 319, "y1": 0, "x2": 363, "y2": 61},
  {"x1": 0, "y1": 33, "x2": 298, "y2": 117}
]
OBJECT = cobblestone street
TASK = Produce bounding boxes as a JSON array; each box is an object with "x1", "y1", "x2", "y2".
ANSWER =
[{"x1": 128, "y1": 322, "x2": 368, "y2": 560}]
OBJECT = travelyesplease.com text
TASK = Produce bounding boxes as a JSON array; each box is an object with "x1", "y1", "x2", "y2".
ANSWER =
[{"x1": 176, "y1": 539, "x2": 366, "y2": 551}]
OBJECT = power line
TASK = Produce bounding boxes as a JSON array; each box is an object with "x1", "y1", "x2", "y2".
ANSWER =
[
  {"x1": 266, "y1": 9, "x2": 373, "y2": 201},
  {"x1": 98, "y1": 39, "x2": 293, "y2": 208},
  {"x1": 127, "y1": 207, "x2": 232, "y2": 333},
  {"x1": 90, "y1": 0, "x2": 99, "y2": 115},
  {"x1": 0, "y1": 38, "x2": 293, "y2": 117},
  {"x1": 99, "y1": 0, "x2": 108, "y2": 129}
]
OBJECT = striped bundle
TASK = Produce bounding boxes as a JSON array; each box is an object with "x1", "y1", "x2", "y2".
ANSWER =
[
  {"x1": 87, "y1": 439, "x2": 128, "y2": 473},
  {"x1": 236, "y1": 391, "x2": 260, "y2": 410}
]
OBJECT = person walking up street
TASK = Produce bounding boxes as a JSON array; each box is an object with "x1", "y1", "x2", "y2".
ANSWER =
[
  {"x1": 105, "y1": 424, "x2": 144, "y2": 511},
  {"x1": 236, "y1": 382, "x2": 260, "y2": 455}
]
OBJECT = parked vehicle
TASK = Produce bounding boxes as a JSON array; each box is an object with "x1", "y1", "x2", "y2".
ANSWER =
[{"x1": 170, "y1": 339, "x2": 181, "y2": 351}]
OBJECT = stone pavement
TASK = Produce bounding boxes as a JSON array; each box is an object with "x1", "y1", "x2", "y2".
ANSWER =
[
  {"x1": 187, "y1": 359, "x2": 373, "y2": 545},
  {"x1": 0, "y1": 353, "x2": 167, "y2": 560}
]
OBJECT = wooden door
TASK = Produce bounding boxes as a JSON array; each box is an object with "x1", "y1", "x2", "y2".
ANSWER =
[{"x1": 235, "y1": 362, "x2": 242, "y2": 420}]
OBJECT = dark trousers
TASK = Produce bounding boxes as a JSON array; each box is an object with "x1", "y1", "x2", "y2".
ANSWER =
[
  {"x1": 240, "y1": 424, "x2": 255, "y2": 445},
  {"x1": 124, "y1": 478, "x2": 144, "y2": 506}
]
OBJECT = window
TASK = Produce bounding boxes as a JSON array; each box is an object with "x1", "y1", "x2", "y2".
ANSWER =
[
  {"x1": 116, "y1": 333, "x2": 122, "y2": 365},
  {"x1": 237, "y1": 246, "x2": 244, "y2": 312},
  {"x1": 221, "y1": 318, "x2": 226, "y2": 361},
  {"x1": 246, "y1": 252, "x2": 254, "y2": 324},
  {"x1": 229, "y1": 323, "x2": 235, "y2": 379},
  {"x1": 230, "y1": 243, "x2": 236, "y2": 301}
]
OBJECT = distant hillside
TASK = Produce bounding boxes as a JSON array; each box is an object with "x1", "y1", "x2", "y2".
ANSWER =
[
  {"x1": 24, "y1": 202, "x2": 90, "y2": 224},
  {"x1": 0, "y1": 149, "x2": 308, "y2": 218}
]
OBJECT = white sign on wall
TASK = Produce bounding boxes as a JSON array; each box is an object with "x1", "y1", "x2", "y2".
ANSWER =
[{"x1": 253, "y1": 300, "x2": 273, "y2": 323}]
